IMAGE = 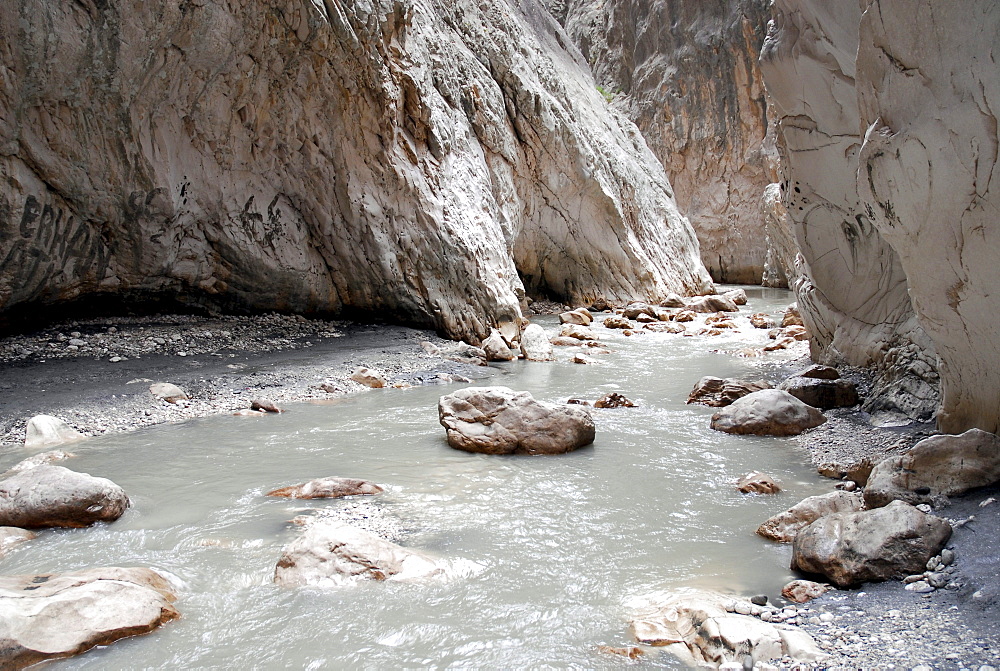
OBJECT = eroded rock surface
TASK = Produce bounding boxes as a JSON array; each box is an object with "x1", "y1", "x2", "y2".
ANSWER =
[{"x1": 0, "y1": 465, "x2": 130, "y2": 528}]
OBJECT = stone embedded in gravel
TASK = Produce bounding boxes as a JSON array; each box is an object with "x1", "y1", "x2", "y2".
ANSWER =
[
  {"x1": 594, "y1": 393, "x2": 636, "y2": 409},
  {"x1": 0, "y1": 567, "x2": 178, "y2": 668},
  {"x1": 757, "y1": 491, "x2": 864, "y2": 543},
  {"x1": 266, "y1": 477, "x2": 384, "y2": 499},
  {"x1": 782, "y1": 579, "x2": 832, "y2": 603},
  {"x1": 250, "y1": 399, "x2": 283, "y2": 413},
  {"x1": 738, "y1": 472, "x2": 781, "y2": 494},
  {"x1": 149, "y1": 382, "x2": 188, "y2": 403},
  {"x1": 687, "y1": 376, "x2": 772, "y2": 407},
  {"x1": 23, "y1": 415, "x2": 86, "y2": 449},
  {"x1": 438, "y1": 386, "x2": 595, "y2": 455},
  {"x1": 710, "y1": 389, "x2": 826, "y2": 436},
  {"x1": 0, "y1": 527, "x2": 36, "y2": 557},
  {"x1": 521, "y1": 324, "x2": 555, "y2": 361},
  {"x1": 864, "y1": 428, "x2": 1000, "y2": 508},
  {"x1": 481, "y1": 330, "x2": 516, "y2": 361},
  {"x1": 0, "y1": 465, "x2": 130, "y2": 528},
  {"x1": 274, "y1": 521, "x2": 454, "y2": 587},
  {"x1": 791, "y1": 500, "x2": 953, "y2": 588},
  {"x1": 349, "y1": 367, "x2": 387, "y2": 388}
]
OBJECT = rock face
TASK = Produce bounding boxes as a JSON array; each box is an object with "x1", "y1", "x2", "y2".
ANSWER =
[
  {"x1": 757, "y1": 490, "x2": 864, "y2": 543},
  {"x1": 23, "y1": 415, "x2": 85, "y2": 449},
  {"x1": 710, "y1": 389, "x2": 825, "y2": 437},
  {"x1": 864, "y1": 429, "x2": 1000, "y2": 509},
  {"x1": 549, "y1": 0, "x2": 780, "y2": 285},
  {"x1": 0, "y1": 0, "x2": 712, "y2": 340},
  {"x1": 438, "y1": 386, "x2": 595, "y2": 455},
  {"x1": 0, "y1": 567, "x2": 179, "y2": 669},
  {"x1": 790, "y1": 500, "x2": 953, "y2": 588},
  {"x1": 274, "y1": 522, "x2": 450, "y2": 587},
  {"x1": 0, "y1": 465, "x2": 130, "y2": 528},
  {"x1": 266, "y1": 477, "x2": 384, "y2": 499}
]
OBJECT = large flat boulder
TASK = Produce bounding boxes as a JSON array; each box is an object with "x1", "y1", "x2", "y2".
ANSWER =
[
  {"x1": 865, "y1": 428, "x2": 1000, "y2": 508},
  {"x1": 0, "y1": 465, "x2": 130, "y2": 528},
  {"x1": 710, "y1": 389, "x2": 826, "y2": 436},
  {"x1": 791, "y1": 500, "x2": 953, "y2": 587},
  {"x1": 757, "y1": 491, "x2": 864, "y2": 542},
  {"x1": 0, "y1": 567, "x2": 178, "y2": 668},
  {"x1": 687, "y1": 376, "x2": 772, "y2": 407},
  {"x1": 438, "y1": 386, "x2": 595, "y2": 455}
]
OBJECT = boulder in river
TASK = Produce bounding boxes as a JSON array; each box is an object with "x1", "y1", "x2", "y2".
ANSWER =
[
  {"x1": 737, "y1": 472, "x2": 781, "y2": 494},
  {"x1": 558, "y1": 308, "x2": 593, "y2": 326},
  {"x1": 685, "y1": 295, "x2": 739, "y2": 313},
  {"x1": 781, "y1": 306, "x2": 804, "y2": 327},
  {"x1": 274, "y1": 521, "x2": 457, "y2": 587},
  {"x1": 267, "y1": 477, "x2": 384, "y2": 499},
  {"x1": 438, "y1": 386, "x2": 595, "y2": 455},
  {"x1": 627, "y1": 590, "x2": 826, "y2": 666},
  {"x1": 481, "y1": 330, "x2": 516, "y2": 361},
  {"x1": 757, "y1": 490, "x2": 864, "y2": 543},
  {"x1": 0, "y1": 567, "x2": 178, "y2": 668},
  {"x1": 0, "y1": 527, "x2": 36, "y2": 558},
  {"x1": 622, "y1": 302, "x2": 655, "y2": 320},
  {"x1": 864, "y1": 428, "x2": 1000, "y2": 508},
  {"x1": 659, "y1": 293, "x2": 685, "y2": 308},
  {"x1": 602, "y1": 316, "x2": 633, "y2": 330},
  {"x1": 710, "y1": 389, "x2": 826, "y2": 436},
  {"x1": 723, "y1": 288, "x2": 748, "y2": 305},
  {"x1": 791, "y1": 500, "x2": 953, "y2": 587},
  {"x1": 749, "y1": 312, "x2": 777, "y2": 329},
  {"x1": 0, "y1": 465, "x2": 130, "y2": 528},
  {"x1": 520, "y1": 324, "x2": 554, "y2": 361},
  {"x1": 778, "y1": 375, "x2": 858, "y2": 410},
  {"x1": 350, "y1": 367, "x2": 387, "y2": 388},
  {"x1": 594, "y1": 393, "x2": 636, "y2": 409},
  {"x1": 559, "y1": 324, "x2": 598, "y2": 341},
  {"x1": 250, "y1": 399, "x2": 283, "y2": 413},
  {"x1": 23, "y1": 415, "x2": 85, "y2": 449},
  {"x1": 149, "y1": 382, "x2": 188, "y2": 403},
  {"x1": 686, "y1": 376, "x2": 772, "y2": 407},
  {"x1": 2, "y1": 450, "x2": 74, "y2": 478}
]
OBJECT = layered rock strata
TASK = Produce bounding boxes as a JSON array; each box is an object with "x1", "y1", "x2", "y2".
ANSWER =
[
  {"x1": 548, "y1": 0, "x2": 779, "y2": 284},
  {"x1": 0, "y1": 0, "x2": 712, "y2": 341}
]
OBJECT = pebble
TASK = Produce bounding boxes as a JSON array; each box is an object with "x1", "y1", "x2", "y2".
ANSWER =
[
  {"x1": 927, "y1": 573, "x2": 949, "y2": 588},
  {"x1": 941, "y1": 548, "x2": 955, "y2": 566}
]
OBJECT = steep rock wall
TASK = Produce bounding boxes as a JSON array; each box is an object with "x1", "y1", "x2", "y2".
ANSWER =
[
  {"x1": 547, "y1": 0, "x2": 780, "y2": 285},
  {"x1": 0, "y1": 0, "x2": 712, "y2": 340},
  {"x1": 759, "y1": 1, "x2": 940, "y2": 423}
]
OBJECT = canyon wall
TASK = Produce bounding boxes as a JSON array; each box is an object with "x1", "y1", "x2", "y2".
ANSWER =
[
  {"x1": 761, "y1": 0, "x2": 1000, "y2": 432},
  {"x1": 549, "y1": 0, "x2": 782, "y2": 285},
  {"x1": 0, "y1": 0, "x2": 712, "y2": 340}
]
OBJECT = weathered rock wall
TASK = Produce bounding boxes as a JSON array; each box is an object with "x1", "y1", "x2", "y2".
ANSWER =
[
  {"x1": 761, "y1": 0, "x2": 1000, "y2": 431},
  {"x1": 549, "y1": 0, "x2": 782, "y2": 285},
  {"x1": 0, "y1": 0, "x2": 712, "y2": 340}
]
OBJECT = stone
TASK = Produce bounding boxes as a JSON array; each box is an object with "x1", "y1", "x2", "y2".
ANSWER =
[
  {"x1": 710, "y1": 389, "x2": 826, "y2": 437},
  {"x1": 686, "y1": 295, "x2": 739, "y2": 313},
  {"x1": 864, "y1": 429, "x2": 1000, "y2": 508},
  {"x1": 559, "y1": 324, "x2": 598, "y2": 341},
  {"x1": 266, "y1": 477, "x2": 384, "y2": 499},
  {"x1": 571, "y1": 354, "x2": 598, "y2": 365},
  {"x1": 750, "y1": 313, "x2": 777, "y2": 329},
  {"x1": 2, "y1": 450, "x2": 74, "y2": 477},
  {"x1": 622, "y1": 302, "x2": 655, "y2": 320},
  {"x1": 750, "y1": 595, "x2": 768, "y2": 606},
  {"x1": 757, "y1": 491, "x2": 864, "y2": 543},
  {"x1": 23, "y1": 415, "x2": 85, "y2": 449},
  {"x1": 659, "y1": 294, "x2": 686, "y2": 309},
  {"x1": 798, "y1": 365, "x2": 841, "y2": 380},
  {"x1": 738, "y1": 472, "x2": 781, "y2": 495},
  {"x1": 781, "y1": 580, "x2": 832, "y2": 604},
  {"x1": 558, "y1": 309, "x2": 592, "y2": 326},
  {"x1": 521, "y1": 324, "x2": 555, "y2": 361},
  {"x1": 481, "y1": 330, "x2": 516, "y2": 362},
  {"x1": 0, "y1": 465, "x2": 130, "y2": 528},
  {"x1": 817, "y1": 458, "x2": 876, "y2": 486},
  {"x1": 723, "y1": 288, "x2": 748, "y2": 306},
  {"x1": 250, "y1": 399, "x2": 283, "y2": 413},
  {"x1": 0, "y1": 567, "x2": 178, "y2": 669},
  {"x1": 594, "y1": 393, "x2": 635, "y2": 409},
  {"x1": 686, "y1": 376, "x2": 772, "y2": 408},
  {"x1": 778, "y1": 376, "x2": 858, "y2": 410},
  {"x1": 674, "y1": 310, "x2": 696, "y2": 323},
  {"x1": 149, "y1": 382, "x2": 188, "y2": 403},
  {"x1": 549, "y1": 336, "x2": 580, "y2": 347},
  {"x1": 643, "y1": 321, "x2": 685, "y2": 334},
  {"x1": 274, "y1": 522, "x2": 453, "y2": 587},
  {"x1": 602, "y1": 316, "x2": 633, "y2": 330},
  {"x1": 627, "y1": 590, "x2": 827, "y2": 666},
  {"x1": 780, "y1": 307, "x2": 803, "y2": 327},
  {"x1": 791, "y1": 500, "x2": 953, "y2": 588},
  {"x1": 438, "y1": 386, "x2": 595, "y2": 455},
  {"x1": 596, "y1": 646, "x2": 643, "y2": 659},
  {"x1": 350, "y1": 367, "x2": 386, "y2": 389},
  {"x1": 0, "y1": 527, "x2": 36, "y2": 558}
]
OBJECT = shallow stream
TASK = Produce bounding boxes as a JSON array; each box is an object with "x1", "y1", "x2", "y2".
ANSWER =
[{"x1": 2, "y1": 287, "x2": 836, "y2": 668}]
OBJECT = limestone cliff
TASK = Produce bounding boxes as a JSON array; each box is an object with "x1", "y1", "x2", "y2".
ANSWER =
[
  {"x1": 548, "y1": 0, "x2": 781, "y2": 285},
  {"x1": 0, "y1": 0, "x2": 712, "y2": 340},
  {"x1": 761, "y1": 1, "x2": 1000, "y2": 431}
]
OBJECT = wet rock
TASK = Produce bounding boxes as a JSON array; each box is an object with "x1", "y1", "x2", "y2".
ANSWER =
[
  {"x1": 781, "y1": 579, "x2": 832, "y2": 603},
  {"x1": 798, "y1": 365, "x2": 841, "y2": 380},
  {"x1": 674, "y1": 310, "x2": 696, "y2": 323},
  {"x1": 266, "y1": 477, "x2": 384, "y2": 499},
  {"x1": 349, "y1": 367, "x2": 387, "y2": 389},
  {"x1": 686, "y1": 295, "x2": 739, "y2": 313},
  {"x1": 778, "y1": 375, "x2": 858, "y2": 410},
  {"x1": 0, "y1": 465, "x2": 130, "y2": 528},
  {"x1": 548, "y1": 336, "x2": 581, "y2": 347},
  {"x1": 149, "y1": 382, "x2": 188, "y2": 403},
  {"x1": 686, "y1": 376, "x2": 772, "y2": 408},
  {"x1": 521, "y1": 324, "x2": 555, "y2": 361},
  {"x1": 602, "y1": 316, "x2": 633, "y2": 330},
  {"x1": 250, "y1": 399, "x2": 283, "y2": 413},
  {"x1": 23, "y1": 415, "x2": 85, "y2": 449},
  {"x1": 559, "y1": 324, "x2": 598, "y2": 341},
  {"x1": 0, "y1": 567, "x2": 178, "y2": 669},
  {"x1": 594, "y1": 393, "x2": 636, "y2": 409},
  {"x1": 749, "y1": 313, "x2": 777, "y2": 329},
  {"x1": 781, "y1": 307, "x2": 804, "y2": 327},
  {"x1": 738, "y1": 472, "x2": 781, "y2": 495},
  {"x1": 710, "y1": 389, "x2": 826, "y2": 436},
  {"x1": 558, "y1": 309, "x2": 593, "y2": 326},
  {"x1": 865, "y1": 428, "x2": 1000, "y2": 508},
  {"x1": 0, "y1": 527, "x2": 36, "y2": 557},
  {"x1": 438, "y1": 386, "x2": 595, "y2": 455},
  {"x1": 643, "y1": 321, "x2": 685, "y2": 334},
  {"x1": 724, "y1": 288, "x2": 748, "y2": 306},
  {"x1": 628, "y1": 590, "x2": 827, "y2": 666},
  {"x1": 659, "y1": 294, "x2": 686, "y2": 308},
  {"x1": 596, "y1": 645, "x2": 643, "y2": 659},
  {"x1": 791, "y1": 500, "x2": 953, "y2": 587},
  {"x1": 481, "y1": 330, "x2": 517, "y2": 362},
  {"x1": 274, "y1": 522, "x2": 453, "y2": 587},
  {"x1": 571, "y1": 354, "x2": 598, "y2": 365},
  {"x1": 622, "y1": 302, "x2": 655, "y2": 320},
  {"x1": 757, "y1": 491, "x2": 864, "y2": 543},
  {"x1": 2, "y1": 450, "x2": 74, "y2": 477}
]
